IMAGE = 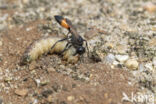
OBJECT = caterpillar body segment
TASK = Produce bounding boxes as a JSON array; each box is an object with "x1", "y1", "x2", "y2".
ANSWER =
[{"x1": 21, "y1": 36, "x2": 79, "y2": 65}]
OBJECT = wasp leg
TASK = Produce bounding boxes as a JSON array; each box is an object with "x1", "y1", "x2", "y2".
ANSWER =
[
  {"x1": 84, "y1": 40, "x2": 90, "y2": 57},
  {"x1": 60, "y1": 42, "x2": 72, "y2": 55},
  {"x1": 66, "y1": 31, "x2": 70, "y2": 37},
  {"x1": 63, "y1": 31, "x2": 70, "y2": 38},
  {"x1": 51, "y1": 37, "x2": 69, "y2": 50}
]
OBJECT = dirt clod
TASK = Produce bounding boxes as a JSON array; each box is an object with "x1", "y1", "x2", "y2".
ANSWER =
[{"x1": 14, "y1": 89, "x2": 28, "y2": 97}]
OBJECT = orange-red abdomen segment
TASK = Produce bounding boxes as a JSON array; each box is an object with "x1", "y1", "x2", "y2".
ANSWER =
[
  {"x1": 54, "y1": 15, "x2": 70, "y2": 29},
  {"x1": 61, "y1": 19, "x2": 70, "y2": 29}
]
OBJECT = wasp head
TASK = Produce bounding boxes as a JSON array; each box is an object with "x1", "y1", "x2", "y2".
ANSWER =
[{"x1": 76, "y1": 46, "x2": 85, "y2": 55}]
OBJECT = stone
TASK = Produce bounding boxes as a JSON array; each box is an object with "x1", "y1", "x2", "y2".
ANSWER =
[
  {"x1": 90, "y1": 51, "x2": 102, "y2": 62},
  {"x1": 47, "y1": 95, "x2": 53, "y2": 103},
  {"x1": 0, "y1": 23, "x2": 6, "y2": 31},
  {"x1": 113, "y1": 60, "x2": 119, "y2": 66},
  {"x1": 152, "y1": 27, "x2": 156, "y2": 31},
  {"x1": 40, "y1": 80, "x2": 49, "y2": 86},
  {"x1": 138, "y1": 63, "x2": 144, "y2": 72},
  {"x1": 0, "y1": 67, "x2": 2, "y2": 73},
  {"x1": 153, "y1": 57, "x2": 156, "y2": 68},
  {"x1": 22, "y1": 0, "x2": 29, "y2": 4},
  {"x1": 4, "y1": 77, "x2": 13, "y2": 82},
  {"x1": 105, "y1": 42, "x2": 114, "y2": 49},
  {"x1": 104, "y1": 93, "x2": 108, "y2": 98},
  {"x1": 145, "y1": 63, "x2": 153, "y2": 71},
  {"x1": 47, "y1": 67, "x2": 55, "y2": 73},
  {"x1": 125, "y1": 59, "x2": 139, "y2": 70},
  {"x1": 105, "y1": 53, "x2": 115, "y2": 64},
  {"x1": 31, "y1": 98, "x2": 38, "y2": 104},
  {"x1": 15, "y1": 89, "x2": 28, "y2": 96},
  {"x1": 116, "y1": 44, "x2": 128, "y2": 54},
  {"x1": 35, "y1": 79, "x2": 40, "y2": 87},
  {"x1": 115, "y1": 55, "x2": 129, "y2": 63},
  {"x1": 67, "y1": 96, "x2": 75, "y2": 101},
  {"x1": 149, "y1": 38, "x2": 156, "y2": 47},
  {"x1": 60, "y1": 65, "x2": 65, "y2": 69},
  {"x1": 26, "y1": 27, "x2": 33, "y2": 31},
  {"x1": 29, "y1": 61, "x2": 36, "y2": 70},
  {"x1": 144, "y1": 2, "x2": 156, "y2": 13}
]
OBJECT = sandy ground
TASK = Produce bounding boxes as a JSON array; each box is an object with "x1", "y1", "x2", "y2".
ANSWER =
[
  {"x1": 0, "y1": 0, "x2": 155, "y2": 104},
  {"x1": 0, "y1": 19, "x2": 137, "y2": 104}
]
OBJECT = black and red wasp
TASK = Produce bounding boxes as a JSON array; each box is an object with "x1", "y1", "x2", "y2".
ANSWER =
[{"x1": 51, "y1": 15, "x2": 89, "y2": 56}]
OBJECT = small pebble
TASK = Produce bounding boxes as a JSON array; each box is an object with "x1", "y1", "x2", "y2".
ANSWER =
[
  {"x1": 30, "y1": 70, "x2": 36, "y2": 74},
  {"x1": 4, "y1": 77, "x2": 13, "y2": 82},
  {"x1": 104, "y1": 93, "x2": 108, "y2": 98},
  {"x1": 22, "y1": 0, "x2": 29, "y2": 4},
  {"x1": 152, "y1": 27, "x2": 156, "y2": 31},
  {"x1": 47, "y1": 67, "x2": 55, "y2": 73},
  {"x1": 115, "y1": 55, "x2": 129, "y2": 63},
  {"x1": 15, "y1": 88, "x2": 28, "y2": 96},
  {"x1": 153, "y1": 57, "x2": 156, "y2": 67},
  {"x1": 125, "y1": 59, "x2": 139, "y2": 70},
  {"x1": 90, "y1": 51, "x2": 102, "y2": 62},
  {"x1": 67, "y1": 96, "x2": 75, "y2": 101},
  {"x1": 105, "y1": 43, "x2": 114, "y2": 49},
  {"x1": 29, "y1": 61, "x2": 36, "y2": 70},
  {"x1": 0, "y1": 23, "x2": 7, "y2": 31},
  {"x1": 35, "y1": 79, "x2": 41, "y2": 87},
  {"x1": 116, "y1": 44, "x2": 128, "y2": 54},
  {"x1": 40, "y1": 80, "x2": 49, "y2": 86},
  {"x1": 113, "y1": 60, "x2": 119, "y2": 66},
  {"x1": 145, "y1": 63, "x2": 153, "y2": 71},
  {"x1": 144, "y1": 2, "x2": 156, "y2": 13},
  {"x1": 47, "y1": 95, "x2": 53, "y2": 103},
  {"x1": 60, "y1": 65, "x2": 65, "y2": 69},
  {"x1": 26, "y1": 27, "x2": 33, "y2": 31},
  {"x1": 31, "y1": 98, "x2": 38, "y2": 104},
  {"x1": 148, "y1": 38, "x2": 156, "y2": 47},
  {"x1": 39, "y1": 7, "x2": 46, "y2": 12},
  {"x1": 138, "y1": 63, "x2": 144, "y2": 72},
  {"x1": 105, "y1": 53, "x2": 115, "y2": 64},
  {"x1": 0, "y1": 67, "x2": 2, "y2": 73}
]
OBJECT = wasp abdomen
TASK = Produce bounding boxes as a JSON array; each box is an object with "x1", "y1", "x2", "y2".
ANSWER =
[{"x1": 55, "y1": 15, "x2": 70, "y2": 29}]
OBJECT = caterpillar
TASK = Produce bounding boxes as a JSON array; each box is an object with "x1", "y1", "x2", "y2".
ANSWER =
[{"x1": 20, "y1": 36, "x2": 79, "y2": 65}]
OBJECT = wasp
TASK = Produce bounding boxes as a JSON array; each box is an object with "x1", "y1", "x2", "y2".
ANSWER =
[{"x1": 51, "y1": 15, "x2": 89, "y2": 56}]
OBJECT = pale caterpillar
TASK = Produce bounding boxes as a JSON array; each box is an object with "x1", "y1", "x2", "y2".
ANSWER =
[{"x1": 20, "y1": 36, "x2": 79, "y2": 65}]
